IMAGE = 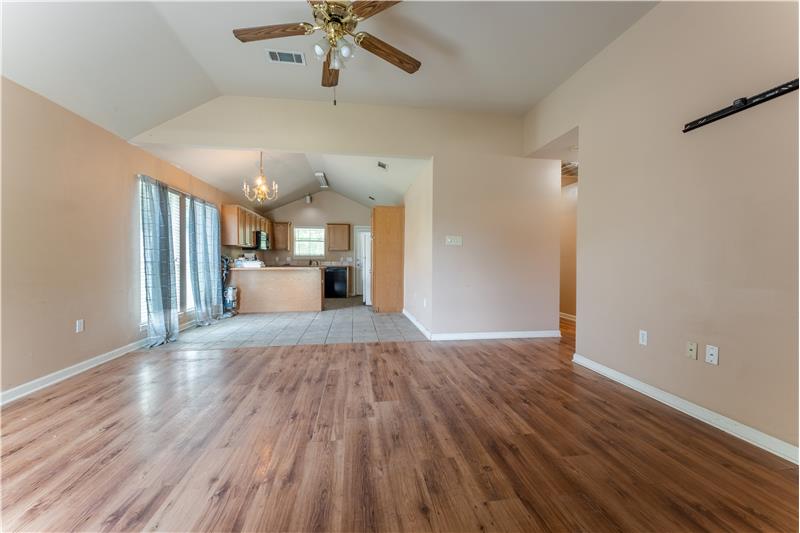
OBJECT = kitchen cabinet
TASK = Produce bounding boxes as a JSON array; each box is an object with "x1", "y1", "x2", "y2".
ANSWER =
[
  {"x1": 221, "y1": 204, "x2": 271, "y2": 248},
  {"x1": 326, "y1": 223, "x2": 351, "y2": 251},
  {"x1": 246, "y1": 212, "x2": 256, "y2": 246},
  {"x1": 371, "y1": 206, "x2": 404, "y2": 312},
  {"x1": 272, "y1": 222, "x2": 292, "y2": 251}
]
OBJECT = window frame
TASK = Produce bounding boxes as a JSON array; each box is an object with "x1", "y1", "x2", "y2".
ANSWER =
[{"x1": 293, "y1": 226, "x2": 326, "y2": 258}]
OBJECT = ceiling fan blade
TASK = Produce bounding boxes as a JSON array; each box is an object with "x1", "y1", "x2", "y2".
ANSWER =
[
  {"x1": 355, "y1": 32, "x2": 420, "y2": 74},
  {"x1": 322, "y1": 50, "x2": 339, "y2": 87},
  {"x1": 233, "y1": 23, "x2": 312, "y2": 43},
  {"x1": 350, "y1": 1, "x2": 401, "y2": 20}
]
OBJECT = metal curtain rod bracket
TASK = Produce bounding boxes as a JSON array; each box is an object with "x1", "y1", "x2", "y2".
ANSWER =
[{"x1": 682, "y1": 78, "x2": 798, "y2": 133}]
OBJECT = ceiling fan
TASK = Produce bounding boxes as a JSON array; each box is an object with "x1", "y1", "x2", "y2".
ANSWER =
[{"x1": 232, "y1": 1, "x2": 421, "y2": 88}]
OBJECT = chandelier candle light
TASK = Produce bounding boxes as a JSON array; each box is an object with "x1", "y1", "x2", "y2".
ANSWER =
[{"x1": 243, "y1": 151, "x2": 278, "y2": 203}]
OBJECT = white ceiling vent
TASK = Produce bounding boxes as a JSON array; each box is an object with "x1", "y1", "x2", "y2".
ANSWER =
[
  {"x1": 266, "y1": 50, "x2": 306, "y2": 66},
  {"x1": 314, "y1": 171, "x2": 329, "y2": 188}
]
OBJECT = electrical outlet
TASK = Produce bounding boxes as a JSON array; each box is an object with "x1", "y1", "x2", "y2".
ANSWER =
[
  {"x1": 686, "y1": 341, "x2": 698, "y2": 360},
  {"x1": 75, "y1": 319, "x2": 85, "y2": 333},
  {"x1": 638, "y1": 330, "x2": 648, "y2": 346},
  {"x1": 705, "y1": 345, "x2": 719, "y2": 365},
  {"x1": 423, "y1": 298, "x2": 427, "y2": 308}
]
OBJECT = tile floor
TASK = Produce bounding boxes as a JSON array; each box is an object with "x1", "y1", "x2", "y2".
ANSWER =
[{"x1": 167, "y1": 302, "x2": 428, "y2": 349}]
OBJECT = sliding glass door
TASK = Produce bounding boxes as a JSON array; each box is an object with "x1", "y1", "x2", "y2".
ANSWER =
[{"x1": 139, "y1": 176, "x2": 221, "y2": 342}]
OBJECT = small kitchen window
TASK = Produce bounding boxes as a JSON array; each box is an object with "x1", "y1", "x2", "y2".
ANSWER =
[{"x1": 294, "y1": 226, "x2": 325, "y2": 257}]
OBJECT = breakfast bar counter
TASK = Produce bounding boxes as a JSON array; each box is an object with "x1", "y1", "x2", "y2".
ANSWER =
[{"x1": 228, "y1": 267, "x2": 324, "y2": 313}]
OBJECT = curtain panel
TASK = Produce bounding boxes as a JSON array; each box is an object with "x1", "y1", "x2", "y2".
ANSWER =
[
  {"x1": 139, "y1": 175, "x2": 180, "y2": 346},
  {"x1": 187, "y1": 198, "x2": 222, "y2": 325}
]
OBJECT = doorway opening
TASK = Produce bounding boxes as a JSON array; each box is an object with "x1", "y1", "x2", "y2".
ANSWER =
[
  {"x1": 529, "y1": 126, "x2": 579, "y2": 344},
  {"x1": 560, "y1": 162, "x2": 577, "y2": 340},
  {"x1": 353, "y1": 225, "x2": 372, "y2": 306}
]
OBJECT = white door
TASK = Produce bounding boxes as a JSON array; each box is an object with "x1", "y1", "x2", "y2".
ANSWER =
[{"x1": 361, "y1": 232, "x2": 372, "y2": 306}]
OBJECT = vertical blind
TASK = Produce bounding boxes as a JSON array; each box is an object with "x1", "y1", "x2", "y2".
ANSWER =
[
  {"x1": 169, "y1": 191, "x2": 182, "y2": 310},
  {"x1": 184, "y1": 197, "x2": 195, "y2": 312}
]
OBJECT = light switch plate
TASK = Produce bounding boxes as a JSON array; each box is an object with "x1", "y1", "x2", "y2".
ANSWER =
[
  {"x1": 445, "y1": 235, "x2": 463, "y2": 246},
  {"x1": 686, "y1": 341, "x2": 698, "y2": 360},
  {"x1": 75, "y1": 319, "x2": 85, "y2": 333},
  {"x1": 705, "y1": 345, "x2": 719, "y2": 365},
  {"x1": 638, "y1": 330, "x2": 648, "y2": 346}
]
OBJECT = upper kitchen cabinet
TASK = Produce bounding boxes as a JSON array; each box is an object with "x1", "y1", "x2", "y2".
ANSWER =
[
  {"x1": 221, "y1": 204, "x2": 270, "y2": 248},
  {"x1": 326, "y1": 223, "x2": 351, "y2": 251},
  {"x1": 271, "y1": 222, "x2": 292, "y2": 251}
]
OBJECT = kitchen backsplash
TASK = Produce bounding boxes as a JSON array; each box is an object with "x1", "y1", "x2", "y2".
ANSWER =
[{"x1": 256, "y1": 250, "x2": 355, "y2": 266}]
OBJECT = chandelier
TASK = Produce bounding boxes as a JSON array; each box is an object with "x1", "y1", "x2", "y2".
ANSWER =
[{"x1": 243, "y1": 151, "x2": 278, "y2": 203}]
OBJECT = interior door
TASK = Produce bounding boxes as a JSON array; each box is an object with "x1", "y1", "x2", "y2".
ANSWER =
[{"x1": 362, "y1": 232, "x2": 372, "y2": 306}]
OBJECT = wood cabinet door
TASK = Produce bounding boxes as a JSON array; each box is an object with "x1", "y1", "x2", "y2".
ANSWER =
[
  {"x1": 237, "y1": 207, "x2": 247, "y2": 246},
  {"x1": 272, "y1": 222, "x2": 290, "y2": 251},
  {"x1": 247, "y1": 212, "x2": 256, "y2": 246},
  {"x1": 326, "y1": 224, "x2": 351, "y2": 251},
  {"x1": 221, "y1": 205, "x2": 240, "y2": 246}
]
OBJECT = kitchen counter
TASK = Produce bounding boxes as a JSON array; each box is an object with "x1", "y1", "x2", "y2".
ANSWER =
[
  {"x1": 228, "y1": 267, "x2": 323, "y2": 313},
  {"x1": 230, "y1": 266, "x2": 324, "y2": 271}
]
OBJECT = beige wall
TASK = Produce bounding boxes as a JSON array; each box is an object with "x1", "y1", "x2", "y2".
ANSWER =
[
  {"x1": 403, "y1": 160, "x2": 433, "y2": 330},
  {"x1": 133, "y1": 95, "x2": 523, "y2": 158},
  {"x1": 524, "y1": 2, "x2": 798, "y2": 443},
  {"x1": 1, "y1": 78, "x2": 238, "y2": 390},
  {"x1": 560, "y1": 183, "x2": 577, "y2": 316},
  {"x1": 432, "y1": 153, "x2": 561, "y2": 334},
  {"x1": 259, "y1": 190, "x2": 371, "y2": 265}
]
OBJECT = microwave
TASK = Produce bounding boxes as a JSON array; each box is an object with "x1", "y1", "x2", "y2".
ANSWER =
[{"x1": 247, "y1": 231, "x2": 269, "y2": 250}]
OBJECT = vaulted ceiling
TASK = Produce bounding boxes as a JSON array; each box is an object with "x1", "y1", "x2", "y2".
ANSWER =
[
  {"x1": 3, "y1": 2, "x2": 649, "y2": 205},
  {"x1": 137, "y1": 144, "x2": 429, "y2": 208},
  {"x1": 2, "y1": 2, "x2": 654, "y2": 139}
]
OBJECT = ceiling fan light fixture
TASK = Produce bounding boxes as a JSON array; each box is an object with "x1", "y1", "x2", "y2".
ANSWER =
[
  {"x1": 338, "y1": 38, "x2": 356, "y2": 60},
  {"x1": 313, "y1": 37, "x2": 330, "y2": 59},
  {"x1": 330, "y1": 49, "x2": 344, "y2": 70},
  {"x1": 232, "y1": 1, "x2": 421, "y2": 87}
]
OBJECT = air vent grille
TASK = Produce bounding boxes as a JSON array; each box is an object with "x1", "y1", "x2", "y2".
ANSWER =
[
  {"x1": 314, "y1": 171, "x2": 329, "y2": 188},
  {"x1": 266, "y1": 50, "x2": 306, "y2": 65}
]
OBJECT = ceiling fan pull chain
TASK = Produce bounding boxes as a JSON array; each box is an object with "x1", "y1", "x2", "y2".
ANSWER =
[{"x1": 333, "y1": 86, "x2": 337, "y2": 106}]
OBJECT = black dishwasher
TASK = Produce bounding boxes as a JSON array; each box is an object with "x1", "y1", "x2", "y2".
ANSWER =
[{"x1": 324, "y1": 267, "x2": 347, "y2": 298}]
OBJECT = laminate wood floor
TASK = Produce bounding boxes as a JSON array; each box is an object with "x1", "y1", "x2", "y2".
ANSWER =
[{"x1": 2, "y1": 320, "x2": 797, "y2": 532}]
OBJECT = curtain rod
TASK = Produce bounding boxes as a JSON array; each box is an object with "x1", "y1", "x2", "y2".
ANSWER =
[{"x1": 683, "y1": 79, "x2": 798, "y2": 133}]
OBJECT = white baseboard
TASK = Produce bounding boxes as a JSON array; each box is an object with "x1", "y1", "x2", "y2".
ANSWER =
[
  {"x1": 559, "y1": 312, "x2": 576, "y2": 322},
  {"x1": 402, "y1": 308, "x2": 432, "y2": 340},
  {"x1": 1, "y1": 337, "x2": 150, "y2": 406},
  {"x1": 0, "y1": 320, "x2": 200, "y2": 407},
  {"x1": 431, "y1": 330, "x2": 561, "y2": 341},
  {"x1": 573, "y1": 353, "x2": 799, "y2": 464},
  {"x1": 401, "y1": 309, "x2": 560, "y2": 341}
]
